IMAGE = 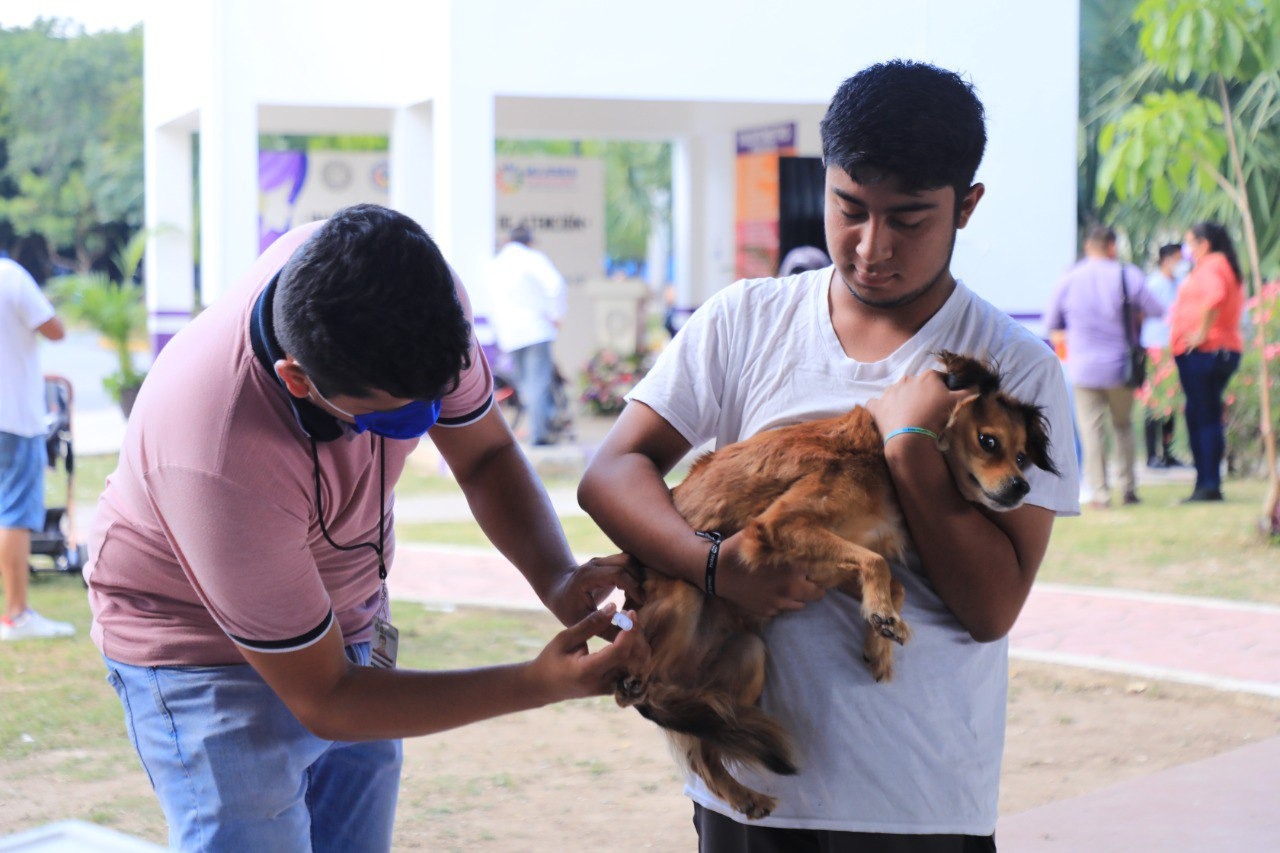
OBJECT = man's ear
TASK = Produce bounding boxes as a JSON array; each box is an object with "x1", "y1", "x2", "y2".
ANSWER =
[
  {"x1": 274, "y1": 357, "x2": 312, "y2": 399},
  {"x1": 956, "y1": 183, "x2": 984, "y2": 229}
]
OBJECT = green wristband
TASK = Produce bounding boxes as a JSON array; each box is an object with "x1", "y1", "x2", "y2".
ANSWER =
[{"x1": 883, "y1": 426, "x2": 940, "y2": 445}]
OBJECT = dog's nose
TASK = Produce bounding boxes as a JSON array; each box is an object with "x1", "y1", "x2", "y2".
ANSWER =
[{"x1": 1009, "y1": 477, "x2": 1030, "y2": 498}]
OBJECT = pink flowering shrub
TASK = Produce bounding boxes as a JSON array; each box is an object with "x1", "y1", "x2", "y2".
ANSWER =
[
  {"x1": 1224, "y1": 279, "x2": 1280, "y2": 476},
  {"x1": 1136, "y1": 346, "x2": 1183, "y2": 420},
  {"x1": 579, "y1": 349, "x2": 654, "y2": 415}
]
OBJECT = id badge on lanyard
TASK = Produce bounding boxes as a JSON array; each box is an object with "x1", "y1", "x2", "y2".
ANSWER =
[{"x1": 370, "y1": 582, "x2": 398, "y2": 669}]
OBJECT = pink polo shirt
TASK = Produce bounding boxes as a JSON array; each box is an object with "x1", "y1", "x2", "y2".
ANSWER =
[{"x1": 87, "y1": 221, "x2": 492, "y2": 666}]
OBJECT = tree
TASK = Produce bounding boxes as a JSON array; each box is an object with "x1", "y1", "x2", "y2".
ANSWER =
[
  {"x1": 0, "y1": 19, "x2": 143, "y2": 275},
  {"x1": 1096, "y1": 0, "x2": 1280, "y2": 534}
]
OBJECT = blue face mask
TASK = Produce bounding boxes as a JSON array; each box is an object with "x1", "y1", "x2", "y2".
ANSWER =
[
  {"x1": 349, "y1": 399, "x2": 442, "y2": 439},
  {"x1": 314, "y1": 388, "x2": 442, "y2": 440}
]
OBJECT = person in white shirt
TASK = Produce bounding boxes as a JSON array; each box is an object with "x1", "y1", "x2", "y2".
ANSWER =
[
  {"x1": 1141, "y1": 243, "x2": 1185, "y2": 468},
  {"x1": 484, "y1": 225, "x2": 568, "y2": 445},
  {"x1": 0, "y1": 254, "x2": 75, "y2": 641},
  {"x1": 579, "y1": 60, "x2": 1079, "y2": 852}
]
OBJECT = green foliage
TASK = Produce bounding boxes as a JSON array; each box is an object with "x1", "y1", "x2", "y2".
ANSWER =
[
  {"x1": 0, "y1": 20, "x2": 143, "y2": 272},
  {"x1": 49, "y1": 230, "x2": 149, "y2": 400},
  {"x1": 1095, "y1": 0, "x2": 1280, "y2": 279},
  {"x1": 1096, "y1": 90, "x2": 1227, "y2": 209}
]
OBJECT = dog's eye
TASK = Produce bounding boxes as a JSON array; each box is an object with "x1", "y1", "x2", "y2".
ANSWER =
[
  {"x1": 978, "y1": 433, "x2": 998, "y2": 452},
  {"x1": 1016, "y1": 452, "x2": 1027, "y2": 469}
]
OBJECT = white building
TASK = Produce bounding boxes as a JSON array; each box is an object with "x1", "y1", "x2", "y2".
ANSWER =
[{"x1": 143, "y1": 0, "x2": 1078, "y2": 353}]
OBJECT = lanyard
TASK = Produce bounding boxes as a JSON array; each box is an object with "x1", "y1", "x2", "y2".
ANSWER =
[{"x1": 309, "y1": 434, "x2": 387, "y2": 581}]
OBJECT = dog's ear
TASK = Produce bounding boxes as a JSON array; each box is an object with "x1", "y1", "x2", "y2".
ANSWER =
[
  {"x1": 1020, "y1": 402, "x2": 1060, "y2": 476},
  {"x1": 935, "y1": 350, "x2": 1001, "y2": 394}
]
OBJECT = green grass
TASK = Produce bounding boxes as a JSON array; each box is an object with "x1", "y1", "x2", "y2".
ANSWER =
[
  {"x1": 396, "y1": 514, "x2": 619, "y2": 556},
  {"x1": 1038, "y1": 478, "x2": 1280, "y2": 603}
]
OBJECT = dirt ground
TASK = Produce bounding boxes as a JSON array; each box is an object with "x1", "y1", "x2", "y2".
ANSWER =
[{"x1": 4, "y1": 660, "x2": 1277, "y2": 850}]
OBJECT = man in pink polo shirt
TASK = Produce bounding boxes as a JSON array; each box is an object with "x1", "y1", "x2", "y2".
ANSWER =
[{"x1": 86, "y1": 204, "x2": 645, "y2": 850}]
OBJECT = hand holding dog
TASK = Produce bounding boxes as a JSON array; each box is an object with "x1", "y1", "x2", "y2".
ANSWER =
[
  {"x1": 528, "y1": 604, "x2": 650, "y2": 702},
  {"x1": 715, "y1": 533, "x2": 826, "y2": 618},
  {"x1": 866, "y1": 366, "x2": 972, "y2": 439}
]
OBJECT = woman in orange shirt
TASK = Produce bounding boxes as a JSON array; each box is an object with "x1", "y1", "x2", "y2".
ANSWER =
[{"x1": 1168, "y1": 221, "x2": 1245, "y2": 502}]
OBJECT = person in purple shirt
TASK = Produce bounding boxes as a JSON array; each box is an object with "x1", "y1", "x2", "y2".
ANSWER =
[{"x1": 1046, "y1": 225, "x2": 1166, "y2": 508}]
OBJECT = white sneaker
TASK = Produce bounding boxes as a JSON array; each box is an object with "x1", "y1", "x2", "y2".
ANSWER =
[{"x1": 0, "y1": 609, "x2": 77, "y2": 641}]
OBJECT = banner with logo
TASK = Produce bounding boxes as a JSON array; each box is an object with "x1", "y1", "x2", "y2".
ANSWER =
[
  {"x1": 259, "y1": 151, "x2": 390, "y2": 253},
  {"x1": 494, "y1": 157, "x2": 605, "y2": 287}
]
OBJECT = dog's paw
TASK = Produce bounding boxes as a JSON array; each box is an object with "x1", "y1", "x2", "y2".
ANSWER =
[
  {"x1": 863, "y1": 632, "x2": 896, "y2": 682},
  {"x1": 869, "y1": 611, "x2": 911, "y2": 646},
  {"x1": 613, "y1": 673, "x2": 647, "y2": 707},
  {"x1": 738, "y1": 794, "x2": 777, "y2": 821},
  {"x1": 863, "y1": 649, "x2": 895, "y2": 683}
]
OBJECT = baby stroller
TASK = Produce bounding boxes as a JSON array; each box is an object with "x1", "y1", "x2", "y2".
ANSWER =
[{"x1": 28, "y1": 375, "x2": 89, "y2": 581}]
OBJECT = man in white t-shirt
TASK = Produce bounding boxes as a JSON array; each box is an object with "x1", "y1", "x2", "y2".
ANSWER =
[
  {"x1": 580, "y1": 61, "x2": 1079, "y2": 851},
  {"x1": 1140, "y1": 243, "x2": 1185, "y2": 468},
  {"x1": 0, "y1": 254, "x2": 74, "y2": 641},
  {"x1": 485, "y1": 225, "x2": 568, "y2": 445}
]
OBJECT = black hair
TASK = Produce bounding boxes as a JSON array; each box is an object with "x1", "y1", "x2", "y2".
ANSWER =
[
  {"x1": 1157, "y1": 243, "x2": 1181, "y2": 263},
  {"x1": 509, "y1": 224, "x2": 532, "y2": 245},
  {"x1": 820, "y1": 60, "x2": 987, "y2": 208},
  {"x1": 1085, "y1": 224, "x2": 1117, "y2": 247},
  {"x1": 1190, "y1": 221, "x2": 1243, "y2": 283},
  {"x1": 273, "y1": 204, "x2": 472, "y2": 400}
]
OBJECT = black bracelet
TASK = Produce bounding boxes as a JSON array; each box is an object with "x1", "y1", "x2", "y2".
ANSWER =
[{"x1": 695, "y1": 531, "x2": 723, "y2": 596}]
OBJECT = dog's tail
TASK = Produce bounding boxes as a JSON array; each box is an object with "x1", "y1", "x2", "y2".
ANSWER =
[{"x1": 636, "y1": 683, "x2": 797, "y2": 775}]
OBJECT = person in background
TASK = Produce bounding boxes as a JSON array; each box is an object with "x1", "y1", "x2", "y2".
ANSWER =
[
  {"x1": 484, "y1": 224, "x2": 568, "y2": 446},
  {"x1": 1168, "y1": 221, "x2": 1245, "y2": 502},
  {"x1": 0, "y1": 253, "x2": 73, "y2": 641},
  {"x1": 1141, "y1": 243, "x2": 1186, "y2": 468},
  {"x1": 777, "y1": 245, "x2": 831, "y2": 277},
  {"x1": 580, "y1": 59, "x2": 1079, "y2": 851},
  {"x1": 1046, "y1": 225, "x2": 1165, "y2": 508}
]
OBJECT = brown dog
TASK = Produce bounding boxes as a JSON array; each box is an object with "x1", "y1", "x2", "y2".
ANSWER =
[{"x1": 614, "y1": 351, "x2": 1058, "y2": 819}]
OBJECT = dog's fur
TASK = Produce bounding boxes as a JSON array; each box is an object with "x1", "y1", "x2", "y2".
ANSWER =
[{"x1": 614, "y1": 351, "x2": 1058, "y2": 819}]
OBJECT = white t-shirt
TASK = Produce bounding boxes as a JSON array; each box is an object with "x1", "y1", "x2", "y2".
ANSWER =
[
  {"x1": 482, "y1": 242, "x2": 567, "y2": 353},
  {"x1": 627, "y1": 267, "x2": 1080, "y2": 834},
  {"x1": 1140, "y1": 270, "x2": 1178, "y2": 349},
  {"x1": 0, "y1": 258, "x2": 56, "y2": 437}
]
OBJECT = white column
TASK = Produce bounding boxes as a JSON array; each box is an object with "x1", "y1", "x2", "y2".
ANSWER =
[
  {"x1": 389, "y1": 102, "x2": 435, "y2": 235},
  {"x1": 144, "y1": 122, "x2": 195, "y2": 356},
  {"x1": 678, "y1": 132, "x2": 736, "y2": 308},
  {"x1": 670, "y1": 137, "x2": 694, "y2": 311},
  {"x1": 430, "y1": 88, "x2": 495, "y2": 295},
  {"x1": 197, "y1": 4, "x2": 259, "y2": 307}
]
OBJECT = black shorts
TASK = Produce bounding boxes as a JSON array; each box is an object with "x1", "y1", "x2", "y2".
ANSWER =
[{"x1": 693, "y1": 804, "x2": 998, "y2": 853}]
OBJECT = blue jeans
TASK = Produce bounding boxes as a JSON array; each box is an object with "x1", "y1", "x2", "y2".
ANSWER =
[
  {"x1": 511, "y1": 339, "x2": 556, "y2": 444},
  {"x1": 1174, "y1": 349, "x2": 1241, "y2": 493},
  {"x1": 0, "y1": 431, "x2": 44, "y2": 531},
  {"x1": 104, "y1": 643, "x2": 401, "y2": 852}
]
